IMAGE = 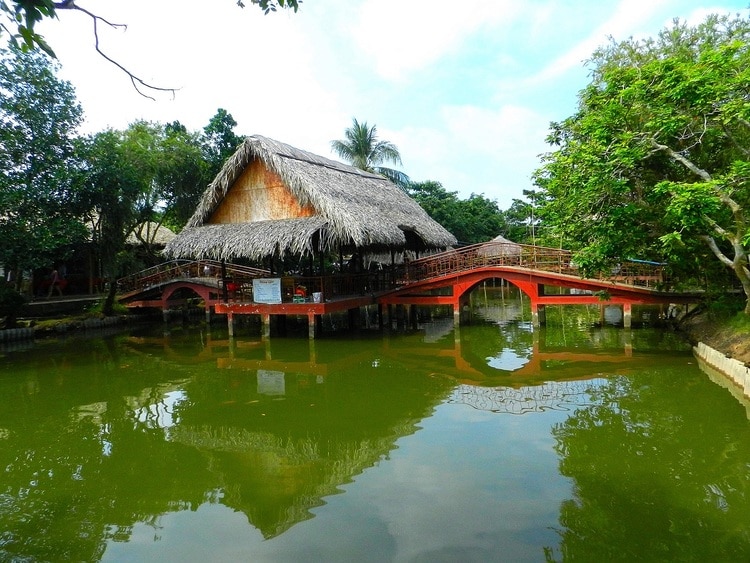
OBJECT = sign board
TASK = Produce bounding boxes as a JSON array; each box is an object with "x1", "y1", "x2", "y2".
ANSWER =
[{"x1": 252, "y1": 278, "x2": 282, "y2": 304}]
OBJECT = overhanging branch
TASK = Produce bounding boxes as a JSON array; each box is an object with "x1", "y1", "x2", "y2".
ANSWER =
[{"x1": 53, "y1": 2, "x2": 177, "y2": 100}]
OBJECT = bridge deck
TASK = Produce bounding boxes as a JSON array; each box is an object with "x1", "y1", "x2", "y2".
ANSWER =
[{"x1": 117, "y1": 242, "x2": 701, "y2": 327}]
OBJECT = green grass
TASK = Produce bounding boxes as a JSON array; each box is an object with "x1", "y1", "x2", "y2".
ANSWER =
[{"x1": 727, "y1": 311, "x2": 750, "y2": 334}]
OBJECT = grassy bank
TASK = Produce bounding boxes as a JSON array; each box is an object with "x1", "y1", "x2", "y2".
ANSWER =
[{"x1": 680, "y1": 310, "x2": 750, "y2": 366}]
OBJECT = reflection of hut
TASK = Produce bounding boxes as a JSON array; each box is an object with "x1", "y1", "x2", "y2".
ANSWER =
[{"x1": 164, "y1": 135, "x2": 456, "y2": 268}]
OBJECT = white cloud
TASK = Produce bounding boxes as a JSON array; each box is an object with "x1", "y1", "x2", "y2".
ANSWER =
[
  {"x1": 397, "y1": 104, "x2": 549, "y2": 205},
  {"x1": 30, "y1": 0, "x2": 750, "y2": 213},
  {"x1": 529, "y1": 0, "x2": 670, "y2": 85},
  {"x1": 349, "y1": 0, "x2": 519, "y2": 81}
]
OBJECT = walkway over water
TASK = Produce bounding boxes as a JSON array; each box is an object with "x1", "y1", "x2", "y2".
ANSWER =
[{"x1": 118, "y1": 241, "x2": 701, "y2": 336}]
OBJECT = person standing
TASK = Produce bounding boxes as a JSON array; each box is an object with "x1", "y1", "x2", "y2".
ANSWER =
[{"x1": 47, "y1": 267, "x2": 63, "y2": 299}]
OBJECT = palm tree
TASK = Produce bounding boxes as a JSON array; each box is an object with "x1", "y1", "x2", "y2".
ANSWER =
[{"x1": 331, "y1": 118, "x2": 410, "y2": 187}]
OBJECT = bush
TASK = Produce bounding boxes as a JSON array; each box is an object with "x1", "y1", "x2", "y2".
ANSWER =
[{"x1": 0, "y1": 286, "x2": 27, "y2": 329}]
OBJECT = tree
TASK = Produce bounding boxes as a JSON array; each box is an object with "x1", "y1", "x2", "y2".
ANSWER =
[
  {"x1": 534, "y1": 14, "x2": 750, "y2": 313},
  {"x1": 331, "y1": 118, "x2": 410, "y2": 187},
  {"x1": 80, "y1": 129, "x2": 143, "y2": 315},
  {"x1": 407, "y1": 180, "x2": 506, "y2": 244},
  {"x1": 503, "y1": 189, "x2": 546, "y2": 245},
  {"x1": 0, "y1": 47, "x2": 88, "y2": 287},
  {"x1": 201, "y1": 108, "x2": 244, "y2": 179}
]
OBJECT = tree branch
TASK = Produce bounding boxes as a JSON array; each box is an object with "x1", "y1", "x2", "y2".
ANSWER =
[
  {"x1": 54, "y1": 2, "x2": 177, "y2": 100},
  {"x1": 649, "y1": 137, "x2": 742, "y2": 215},
  {"x1": 700, "y1": 234, "x2": 734, "y2": 268},
  {"x1": 649, "y1": 137, "x2": 711, "y2": 181},
  {"x1": 722, "y1": 122, "x2": 750, "y2": 158}
]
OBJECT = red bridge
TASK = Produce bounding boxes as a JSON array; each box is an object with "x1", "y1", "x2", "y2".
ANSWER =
[{"x1": 118, "y1": 241, "x2": 701, "y2": 337}]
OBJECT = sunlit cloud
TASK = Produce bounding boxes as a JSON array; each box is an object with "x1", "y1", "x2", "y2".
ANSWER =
[{"x1": 349, "y1": 0, "x2": 519, "y2": 81}]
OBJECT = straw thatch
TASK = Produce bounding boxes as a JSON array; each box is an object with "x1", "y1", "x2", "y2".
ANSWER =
[
  {"x1": 164, "y1": 135, "x2": 456, "y2": 261},
  {"x1": 126, "y1": 221, "x2": 176, "y2": 246},
  {"x1": 477, "y1": 234, "x2": 522, "y2": 257}
]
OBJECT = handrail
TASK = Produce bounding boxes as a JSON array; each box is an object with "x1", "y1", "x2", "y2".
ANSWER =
[
  {"x1": 117, "y1": 259, "x2": 269, "y2": 294},
  {"x1": 401, "y1": 241, "x2": 665, "y2": 289},
  {"x1": 117, "y1": 243, "x2": 667, "y2": 299}
]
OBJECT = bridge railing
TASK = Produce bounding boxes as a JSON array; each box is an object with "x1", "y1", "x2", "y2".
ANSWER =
[
  {"x1": 117, "y1": 260, "x2": 269, "y2": 294},
  {"x1": 403, "y1": 241, "x2": 665, "y2": 288}
]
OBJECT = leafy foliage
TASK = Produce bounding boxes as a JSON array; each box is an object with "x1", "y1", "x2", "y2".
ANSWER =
[
  {"x1": 0, "y1": 0, "x2": 56, "y2": 56},
  {"x1": 0, "y1": 285, "x2": 26, "y2": 327},
  {"x1": 407, "y1": 180, "x2": 506, "y2": 244},
  {"x1": 201, "y1": 108, "x2": 244, "y2": 180},
  {"x1": 534, "y1": 14, "x2": 750, "y2": 312},
  {"x1": 331, "y1": 118, "x2": 410, "y2": 187},
  {"x1": 0, "y1": 47, "x2": 88, "y2": 274}
]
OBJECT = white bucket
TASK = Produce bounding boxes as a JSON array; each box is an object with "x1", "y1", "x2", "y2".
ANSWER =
[{"x1": 312, "y1": 292, "x2": 322, "y2": 303}]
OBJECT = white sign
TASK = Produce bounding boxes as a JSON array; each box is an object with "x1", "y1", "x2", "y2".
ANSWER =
[{"x1": 252, "y1": 278, "x2": 282, "y2": 304}]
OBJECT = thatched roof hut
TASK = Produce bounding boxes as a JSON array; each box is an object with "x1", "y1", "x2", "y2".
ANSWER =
[
  {"x1": 126, "y1": 221, "x2": 176, "y2": 246},
  {"x1": 164, "y1": 135, "x2": 456, "y2": 262},
  {"x1": 477, "y1": 234, "x2": 522, "y2": 257}
]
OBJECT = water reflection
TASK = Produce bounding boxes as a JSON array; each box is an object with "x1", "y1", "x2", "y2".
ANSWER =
[
  {"x1": 0, "y1": 307, "x2": 749, "y2": 561},
  {"x1": 550, "y1": 370, "x2": 750, "y2": 561}
]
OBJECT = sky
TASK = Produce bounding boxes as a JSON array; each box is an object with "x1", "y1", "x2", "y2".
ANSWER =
[{"x1": 37, "y1": 0, "x2": 750, "y2": 210}]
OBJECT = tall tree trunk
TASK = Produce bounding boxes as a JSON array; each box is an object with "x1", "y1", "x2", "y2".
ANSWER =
[{"x1": 102, "y1": 278, "x2": 117, "y2": 316}]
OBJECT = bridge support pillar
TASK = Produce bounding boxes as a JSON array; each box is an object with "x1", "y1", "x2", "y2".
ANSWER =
[
  {"x1": 227, "y1": 312, "x2": 234, "y2": 338},
  {"x1": 623, "y1": 303, "x2": 632, "y2": 329},
  {"x1": 531, "y1": 303, "x2": 546, "y2": 327},
  {"x1": 348, "y1": 308, "x2": 359, "y2": 331},
  {"x1": 205, "y1": 305, "x2": 211, "y2": 324},
  {"x1": 453, "y1": 302, "x2": 461, "y2": 328},
  {"x1": 308, "y1": 313, "x2": 317, "y2": 339},
  {"x1": 261, "y1": 313, "x2": 271, "y2": 339}
]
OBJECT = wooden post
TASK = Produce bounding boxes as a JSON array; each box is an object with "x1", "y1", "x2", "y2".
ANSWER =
[
  {"x1": 220, "y1": 260, "x2": 229, "y2": 302},
  {"x1": 227, "y1": 312, "x2": 234, "y2": 338},
  {"x1": 261, "y1": 313, "x2": 271, "y2": 339},
  {"x1": 409, "y1": 304, "x2": 418, "y2": 330},
  {"x1": 623, "y1": 303, "x2": 632, "y2": 328},
  {"x1": 348, "y1": 307, "x2": 358, "y2": 331},
  {"x1": 531, "y1": 303, "x2": 546, "y2": 327},
  {"x1": 308, "y1": 313, "x2": 316, "y2": 339},
  {"x1": 623, "y1": 326, "x2": 633, "y2": 356},
  {"x1": 309, "y1": 337, "x2": 317, "y2": 364}
]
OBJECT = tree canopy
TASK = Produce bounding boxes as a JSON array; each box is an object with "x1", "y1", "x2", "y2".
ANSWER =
[
  {"x1": 0, "y1": 47, "x2": 87, "y2": 278},
  {"x1": 534, "y1": 13, "x2": 750, "y2": 313},
  {"x1": 407, "y1": 180, "x2": 507, "y2": 244}
]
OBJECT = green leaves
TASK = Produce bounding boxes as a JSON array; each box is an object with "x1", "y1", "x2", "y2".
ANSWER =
[
  {"x1": 1, "y1": 1, "x2": 57, "y2": 57},
  {"x1": 408, "y1": 181, "x2": 507, "y2": 244},
  {"x1": 534, "y1": 13, "x2": 750, "y2": 308},
  {"x1": 331, "y1": 118, "x2": 410, "y2": 188},
  {"x1": 0, "y1": 47, "x2": 83, "y2": 271}
]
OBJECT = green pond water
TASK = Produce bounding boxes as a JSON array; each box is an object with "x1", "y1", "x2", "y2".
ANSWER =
[{"x1": 1, "y1": 298, "x2": 750, "y2": 562}]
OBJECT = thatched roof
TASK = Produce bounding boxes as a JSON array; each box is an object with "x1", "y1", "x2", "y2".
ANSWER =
[
  {"x1": 477, "y1": 235, "x2": 522, "y2": 256},
  {"x1": 164, "y1": 135, "x2": 456, "y2": 261},
  {"x1": 126, "y1": 221, "x2": 176, "y2": 246}
]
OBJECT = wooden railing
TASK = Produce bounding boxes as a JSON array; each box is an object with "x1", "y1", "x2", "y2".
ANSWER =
[
  {"x1": 118, "y1": 243, "x2": 666, "y2": 302},
  {"x1": 399, "y1": 242, "x2": 665, "y2": 289},
  {"x1": 117, "y1": 260, "x2": 269, "y2": 294}
]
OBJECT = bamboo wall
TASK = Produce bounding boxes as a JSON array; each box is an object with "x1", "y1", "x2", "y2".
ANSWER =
[{"x1": 208, "y1": 160, "x2": 315, "y2": 224}]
